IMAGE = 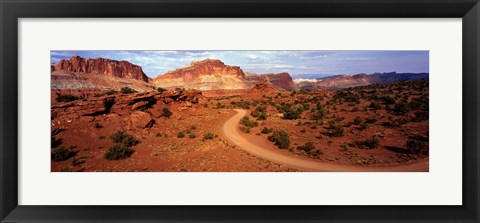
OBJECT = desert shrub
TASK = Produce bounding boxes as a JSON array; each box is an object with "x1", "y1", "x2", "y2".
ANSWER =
[
  {"x1": 351, "y1": 137, "x2": 379, "y2": 149},
  {"x1": 71, "y1": 157, "x2": 84, "y2": 166},
  {"x1": 300, "y1": 128, "x2": 306, "y2": 133},
  {"x1": 381, "y1": 96, "x2": 395, "y2": 105},
  {"x1": 94, "y1": 123, "x2": 103, "y2": 128},
  {"x1": 104, "y1": 144, "x2": 133, "y2": 160},
  {"x1": 239, "y1": 126, "x2": 251, "y2": 133},
  {"x1": 120, "y1": 87, "x2": 137, "y2": 94},
  {"x1": 231, "y1": 101, "x2": 251, "y2": 109},
  {"x1": 365, "y1": 118, "x2": 377, "y2": 124},
  {"x1": 413, "y1": 110, "x2": 429, "y2": 122},
  {"x1": 297, "y1": 142, "x2": 315, "y2": 152},
  {"x1": 51, "y1": 146, "x2": 76, "y2": 162},
  {"x1": 406, "y1": 139, "x2": 428, "y2": 155},
  {"x1": 162, "y1": 108, "x2": 173, "y2": 118},
  {"x1": 351, "y1": 107, "x2": 359, "y2": 112},
  {"x1": 268, "y1": 130, "x2": 290, "y2": 149},
  {"x1": 122, "y1": 135, "x2": 139, "y2": 147},
  {"x1": 353, "y1": 116, "x2": 363, "y2": 125},
  {"x1": 369, "y1": 102, "x2": 381, "y2": 110},
  {"x1": 190, "y1": 125, "x2": 197, "y2": 130},
  {"x1": 98, "y1": 136, "x2": 106, "y2": 140},
  {"x1": 156, "y1": 87, "x2": 167, "y2": 93},
  {"x1": 359, "y1": 122, "x2": 368, "y2": 130},
  {"x1": 241, "y1": 116, "x2": 258, "y2": 128},
  {"x1": 331, "y1": 125, "x2": 344, "y2": 137},
  {"x1": 261, "y1": 127, "x2": 273, "y2": 134},
  {"x1": 110, "y1": 131, "x2": 139, "y2": 146},
  {"x1": 105, "y1": 90, "x2": 117, "y2": 95},
  {"x1": 394, "y1": 102, "x2": 410, "y2": 115},
  {"x1": 188, "y1": 133, "x2": 197, "y2": 139},
  {"x1": 177, "y1": 132, "x2": 185, "y2": 138},
  {"x1": 202, "y1": 132, "x2": 217, "y2": 140},
  {"x1": 110, "y1": 130, "x2": 129, "y2": 143},
  {"x1": 51, "y1": 137, "x2": 63, "y2": 148},
  {"x1": 343, "y1": 121, "x2": 353, "y2": 127},
  {"x1": 55, "y1": 94, "x2": 81, "y2": 102},
  {"x1": 256, "y1": 112, "x2": 267, "y2": 120},
  {"x1": 215, "y1": 102, "x2": 225, "y2": 109},
  {"x1": 283, "y1": 108, "x2": 303, "y2": 120}
]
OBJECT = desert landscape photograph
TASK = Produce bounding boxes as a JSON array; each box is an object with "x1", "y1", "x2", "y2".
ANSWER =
[{"x1": 50, "y1": 50, "x2": 429, "y2": 172}]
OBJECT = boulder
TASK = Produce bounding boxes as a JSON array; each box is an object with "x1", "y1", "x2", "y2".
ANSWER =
[{"x1": 126, "y1": 111, "x2": 155, "y2": 130}]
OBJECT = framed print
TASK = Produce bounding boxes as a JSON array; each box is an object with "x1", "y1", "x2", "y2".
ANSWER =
[{"x1": 1, "y1": 0, "x2": 479, "y2": 222}]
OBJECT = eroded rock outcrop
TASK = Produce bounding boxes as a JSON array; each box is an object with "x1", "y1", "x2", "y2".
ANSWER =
[
  {"x1": 55, "y1": 56, "x2": 149, "y2": 82},
  {"x1": 153, "y1": 59, "x2": 251, "y2": 90}
]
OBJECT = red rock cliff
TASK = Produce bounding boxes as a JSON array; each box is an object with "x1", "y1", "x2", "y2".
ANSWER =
[
  {"x1": 55, "y1": 56, "x2": 149, "y2": 82},
  {"x1": 246, "y1": 72, "x2": 295, "y2": 90},
  {"x1": 153, "y1": 59, "x2": 249, "y2": 90}
]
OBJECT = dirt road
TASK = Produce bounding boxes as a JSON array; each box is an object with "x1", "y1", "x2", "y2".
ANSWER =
[{"x1": 222, "y1": 109, "x2": 429, "y2": 172}]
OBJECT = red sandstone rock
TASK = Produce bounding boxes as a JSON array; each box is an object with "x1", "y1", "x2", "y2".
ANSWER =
[
  {"x1": 55, "y1": 56, "x2": 149, "y2": 82},
  {"x1": 126, "y1": 111, "x2": 154, "y2": 130}
]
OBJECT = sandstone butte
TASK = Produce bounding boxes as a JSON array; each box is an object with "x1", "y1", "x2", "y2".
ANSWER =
[{"x1": 54, "y1": 55, "x2": 150, "y2": 82}]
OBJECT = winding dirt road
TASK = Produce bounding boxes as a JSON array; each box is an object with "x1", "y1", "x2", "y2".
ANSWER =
[{"x1": 222, "y1": 109, "x2": 429, "y2": 172}]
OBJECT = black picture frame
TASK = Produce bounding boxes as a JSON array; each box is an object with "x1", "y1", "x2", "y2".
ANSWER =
[{"x1": 1, "y1": 0, "x2": 479, "y2": 222}]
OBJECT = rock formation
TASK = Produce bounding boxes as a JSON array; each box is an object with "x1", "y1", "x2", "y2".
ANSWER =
[
  {"x1": 153, "y1": 59, "x2": 251, "y2": 90},
  {"x1": 245, "y1": 72, "x2": 295, "y2": 90},
  {"x1": 55, "y1": 56, "x2": 149, "y2": 82}
]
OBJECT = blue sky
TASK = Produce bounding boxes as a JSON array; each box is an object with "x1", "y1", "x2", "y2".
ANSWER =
[{"x1": 51, "y1": 50, "x2": 429, "y2": 78}]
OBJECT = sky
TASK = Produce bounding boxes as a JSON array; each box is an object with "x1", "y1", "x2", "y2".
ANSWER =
[{"x1": 51, "y1": 50, "x2": 429, "y2": 78}]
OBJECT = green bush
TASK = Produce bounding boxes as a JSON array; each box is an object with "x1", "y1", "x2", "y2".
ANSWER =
[
  {"x1": 406, "y1": 139, "x2": 428, "y2": 155},
  {"x1": 365, "y1": 118, "x2": 377, "y2": 124},
  {"x1": 120, "y1": 87, "x2": 137, "y2": 94},
  {"x1": 156, "y1": 87, "x2": 167, "y2": 93},
  {"x1": 188, "y1": 133, "x2": 197, "y2": 139},
  {"x1": 51, "y1": 137, "x2": 63, "y2": 148},
  {"x1": 105, "y1": 90, "x2": 117, "y2": 95},
  {"x1": 394, "y1": 102, "x2": 410, "y2": 115},
  {"x1": 177, "y1": 132, "x2": 185, "y2": 138},
  {"x1": 351, "y1": 137, "x2": 379, "y2": 149},
  {"x1": 413, "y1": 110, "x2": 429, "y2": 122},
  {"x1": 283, "y1": 108, "x2": 303, "y2": 120},
  {"x1": 104, "y1": 144, "x2": 133, "y2": 160},
  {"x1": 202, "y1": 132, "x2": 217, "y2": 141},
  {"x1": 359, "y1": 122, "x2": 368, "y2": 130},
  {"x1": 353, "y1": 116, "x2": 363, "y2": 125},
  {"x1": 240, "y1": 116, "x2": 258, "y2": 128},
  {"x1": 369, "y1": 102, "x2": 381, "y2": 110},
  {"x1": 297, "y1": 142, "x2": 315, "y2": 152},
  {"x1": 162, "y1": 108, "x2": 173, "y2": 118},
  {"x1": 51, "y1": 146, "x2": 76, "y2": 162},
  {"x1": 110, "y1": 131, "x2": 139, "y2": 146},
  {"x1": 268, "y1": 130, "x2": 290, "y2": 149},
  {"x1": 331, "y1": 125, "x2": 344, "y2": 137},
  {"x1": 261, "y1": 127, "x2": 273, "y2": 134},
  {"x1": 122, "y1": 135, "x2": 139, "y2": 147}
]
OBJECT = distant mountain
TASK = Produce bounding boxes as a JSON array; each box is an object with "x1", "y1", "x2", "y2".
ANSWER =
[
  {"x1": 291, "y1": 73, "x2": 334, "y2": 80},
  {"x1": 296, "y1": 72, "x2": 429, "y2": 89}
]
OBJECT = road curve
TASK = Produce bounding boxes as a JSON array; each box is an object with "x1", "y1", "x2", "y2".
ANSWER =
[{"x1": 222, "y1": 109, "x2": 429, "y2": 172}]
